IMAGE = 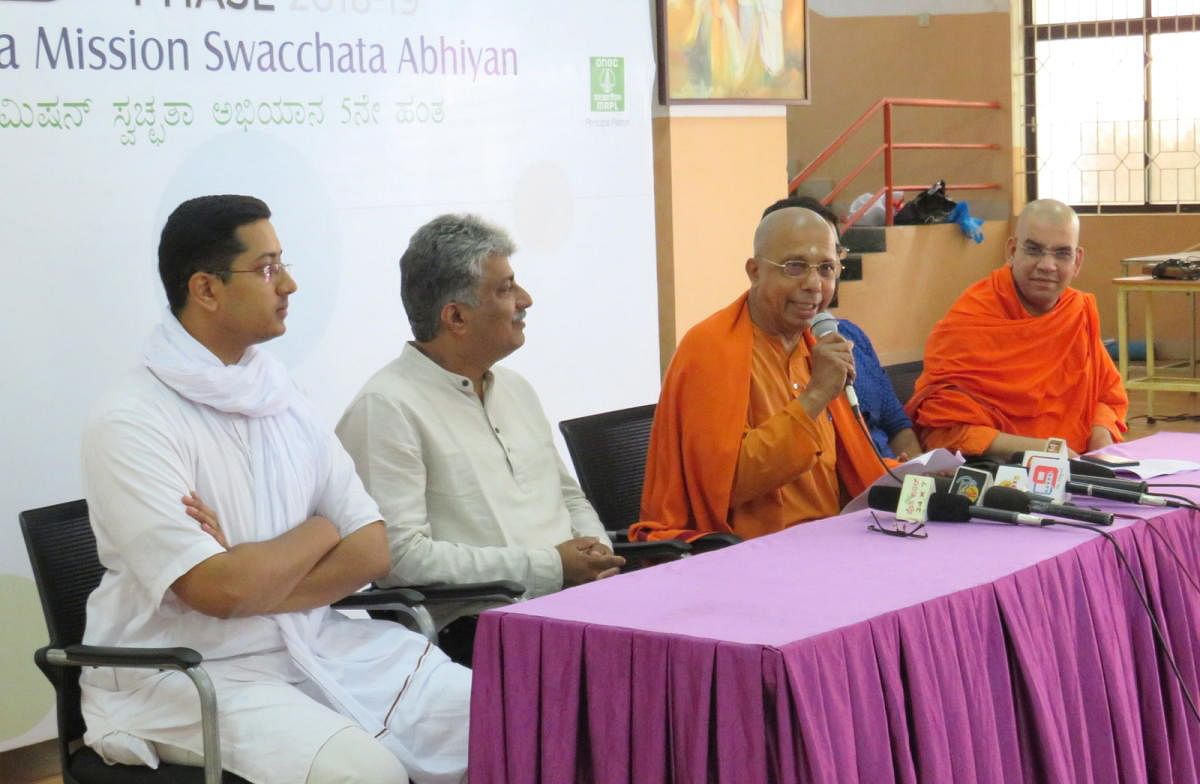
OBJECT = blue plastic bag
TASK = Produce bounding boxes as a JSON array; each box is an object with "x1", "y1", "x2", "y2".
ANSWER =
[{"x1": 949, "y1": 201, "x2": 984, "y2": 243}]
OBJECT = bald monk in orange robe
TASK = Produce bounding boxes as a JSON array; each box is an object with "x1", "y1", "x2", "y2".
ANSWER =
[
  {"x1": 907, "y1": 199, "x2": 1128, "y2": 459},
  {"x1": 630, "y1": 207, "x2": 887, "y2": 542}
]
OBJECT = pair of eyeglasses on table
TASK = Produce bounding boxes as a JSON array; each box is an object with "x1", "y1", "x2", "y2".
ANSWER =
[{"x1": 867, "y1": 510, "x2": 928, "y2": 539}]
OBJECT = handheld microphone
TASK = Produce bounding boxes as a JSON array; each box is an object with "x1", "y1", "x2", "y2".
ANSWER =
[
  {"x1": 1064, "y1": 480, "x2": 1183, "y2": 508},
  {"x1": 926, "y1": 492, "x2": 1053, "y2": 527},
  {"x1": 1009, "y1": 452, "x2": 1148, "y2": 493},
  {"x1": 982, "y1": 486, "x2": 1113, "y2": 526},
  {"x1": 809, "y1": 311, "x2": 860, "y2": 411}
]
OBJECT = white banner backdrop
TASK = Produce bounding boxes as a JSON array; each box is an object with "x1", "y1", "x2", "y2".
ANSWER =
[{"x1": 0, "y1": 0, "x2": 659, "y2": 749}]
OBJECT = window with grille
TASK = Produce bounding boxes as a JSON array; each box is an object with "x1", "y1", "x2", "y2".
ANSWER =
[{"x1": 1022, "y1": 1, "x2": 1200, "y2": 211}]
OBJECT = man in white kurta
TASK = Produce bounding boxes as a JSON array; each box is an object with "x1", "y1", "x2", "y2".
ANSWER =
[
  {"x1": 80, "y1": 195, "x2": 470, "y2": 784},
  {"x1": 337, "y1": 214, "x2": 623, "y2": 644},
  {"x1": 337, "y1": 344, "x2": 610, "y2": 627}
]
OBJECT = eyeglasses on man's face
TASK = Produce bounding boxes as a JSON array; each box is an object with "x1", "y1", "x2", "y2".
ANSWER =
[
  {"x1": 1020, "y1": 241, "x2": 1075, "y2": 264},
  {"x1": 756, "y1": 254, "x2": 844, "y2": 280},
  {"x1": 221, "y1": 261, "x2": 293, "y2": 283}
]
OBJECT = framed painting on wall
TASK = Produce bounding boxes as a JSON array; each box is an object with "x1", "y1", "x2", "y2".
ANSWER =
[{"x1": 656, "y1": 0, "x2": 810, "y2": 104}]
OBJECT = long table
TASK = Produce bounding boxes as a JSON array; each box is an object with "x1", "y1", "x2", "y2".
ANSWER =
[{"x1": 468, "y1": 433, "x2": 1200, "y2": 783}]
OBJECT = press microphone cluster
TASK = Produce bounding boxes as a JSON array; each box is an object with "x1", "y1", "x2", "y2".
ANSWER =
[
  {"x1": 983, "y1": 486, "x2": 1113, "y2": 525},
  {"x1": 866, "y1": 486, "x2": 1054, "y2": 527},
  {"x1": 1006, "y1": 451, "x2": 1186, "y2": 508},
  {"x1": 809, "y1": 311, "x2": 860, "y2": 411},
  {"x1": 961, "y1": 461, "x2": 1116, "y2": 524},
  {"x1": 1008, "y1": 452, "x2": 1149, "y2": 493}
]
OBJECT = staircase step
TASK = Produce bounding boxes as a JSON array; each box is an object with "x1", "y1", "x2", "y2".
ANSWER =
[
  {"x1": 840, "y1": 255, "x2": 863, "y2": 282},
  {"x1": 842, "y1": 226, "x2": 886, "y2": 254}
]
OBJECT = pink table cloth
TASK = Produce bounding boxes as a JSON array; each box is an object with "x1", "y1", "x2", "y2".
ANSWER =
[{"x1": 469, "y1": 432, "x2": 1200, "y2": 782}]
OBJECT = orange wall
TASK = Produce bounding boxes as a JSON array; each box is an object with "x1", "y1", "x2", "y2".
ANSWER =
[
  {"x1": 787, "y1": 11, "x2": 1014, "y2": 220},
  {"x1": 653, "y1": 113, "x2": 789, "y2": 369},
  {"x1": 835, "y1": 221, "x2": 1010, "y2": 366},
  {"x1": 655, "y1": 8, "x2": 1200, "y2": 370},
  {"x1": 1078, "y1": 214, "x2": 1200, "y2": 355}
]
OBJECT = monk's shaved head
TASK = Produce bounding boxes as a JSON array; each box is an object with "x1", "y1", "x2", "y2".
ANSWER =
[
  {"x1": 753, "y1": 207, "x2": 836, "y2": 257},
  {"x1": 1007, "y1": 198, "x2": 1084, "y2": 316},
  {"x1": 1016, "y1": 199, "x2": 1079, "y2": 240},
  {"x1": 745, "y1": 206, "x2": 840, "y2": 341}
]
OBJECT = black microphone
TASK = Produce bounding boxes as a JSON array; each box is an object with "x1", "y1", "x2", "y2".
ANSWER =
[
  {"x1": 982, "y1": 486, "x2": 1113, "y2": 526},
  {"x1": 809, "y1": 311, "x2": 860, "y2": 411},
  {"x1": 867, "y1": 485, "x2": 902, "y2": 512},
  {"x1": 1065, "y1": 480, "x2": 1184, "y2": 508},
  {"x1": 1009, "y1": 452, "x2": 1148, "y2": 493},
  {"x1": 1068, "y1": 460, "x2": 1148, "y2": 493},
  {"x1": 867, "y1": 480, "x2": 953, "y2": 515},
  {"x1": 927, "y1": 492, "x2": 1053, "y2": 527}
]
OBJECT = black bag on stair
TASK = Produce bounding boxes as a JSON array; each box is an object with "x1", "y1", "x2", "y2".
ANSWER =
[{"x1": 894, "y1": 180, "x2": 957, "y2": 225}]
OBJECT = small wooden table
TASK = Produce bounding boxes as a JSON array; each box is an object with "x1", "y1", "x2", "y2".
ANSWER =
[
  {"x1": 1113, "y1": 274, "x2": 1200, "y2": 415},
  {"x1": 1118, "y1": 251, "x2": 1198, "y2": 276}
]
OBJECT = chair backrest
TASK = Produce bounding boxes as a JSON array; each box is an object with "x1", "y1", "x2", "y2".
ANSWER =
[
  {"x1": 19, "y1": 499, "x2": 102, "y2": 748},
  {"x1": 558, "y1": 404, "x2": 656, "y2": 528},
  {"x1": 884, "y1": 360, "x2": 924, "y2": 407}
]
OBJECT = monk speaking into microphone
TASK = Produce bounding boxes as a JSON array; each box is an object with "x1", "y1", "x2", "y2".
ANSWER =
[
  {"x1": 907, "y1": 199, "x2": 1128, "y2": 459},
  {"x1": 630, "y1": 207, "x2": 886, "y2": 542}
]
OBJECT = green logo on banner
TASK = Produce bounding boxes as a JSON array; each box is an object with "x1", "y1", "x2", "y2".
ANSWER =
[{"x1": 590, "y1": 57, "x2": 624, "y2": 112}]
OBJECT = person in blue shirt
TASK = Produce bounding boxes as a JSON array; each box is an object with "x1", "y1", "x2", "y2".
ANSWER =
[{"x1": 764, "y1": 196, "x2": 923, "y2": 460}]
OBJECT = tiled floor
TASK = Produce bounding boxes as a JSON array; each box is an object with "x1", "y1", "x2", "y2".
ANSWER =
[{"x1": 6, "y1": 392, "x2": 1199, "y2": 784}]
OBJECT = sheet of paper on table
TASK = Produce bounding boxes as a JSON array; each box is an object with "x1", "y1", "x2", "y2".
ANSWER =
[
  {"x1": 841, "y1": 448, "x2": 966, "y2": 514},
  {"x1": 1114, "y1": 458, "x2": 1200, "y2": 479}
]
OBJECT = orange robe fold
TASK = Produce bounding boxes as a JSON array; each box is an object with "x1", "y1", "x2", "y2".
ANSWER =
[
  {"x1": 907, "y1": 266, "x2": 1128, "y2": 455},
  {"x1": 630, "y1": 293, "x2": 886, "y2": 542}
]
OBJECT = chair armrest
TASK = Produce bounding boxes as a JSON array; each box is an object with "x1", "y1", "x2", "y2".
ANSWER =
[
  {"x1": 36, "y1": 644, "x2": 226, "y2": 784},
  {"x1": 613, "y1": 540, "x2": 690, "y2": 560},
  {"x1": 332, "y1": 586, "x2": 427, "y2": 611},
  {"x1": 606, "y1": 528, "x2": 631, "y2": 544},
  {"x1": 37, "y1": 644, "x2": 201, "y2": 670},
  {"x1": 690, "y1": 532, "x2": 742, "y2": 554},
  {"x1": 411, "y1": 580, "x2": 525, "y2": 604}
]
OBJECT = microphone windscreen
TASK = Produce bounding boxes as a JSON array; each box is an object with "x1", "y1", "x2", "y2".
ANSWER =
[
  {"x1": 981, "y1": 486, "x2": 1030, "y2": 513},
  {"x1": 867, "y1": 485, "x2": 902, "y2": 512},
  {"x1": 809, "y1": 311, "x2": 838, "y2": 339},
  {"x1": 926, "y1": 493, "x2": 972, "y2": 522},
  {"x1": 965, "y1": 459, "x2": 1000, "y2": 477},
  {"x1": 1068, "y1": 459, "x2": 1117, "y2": 479}
]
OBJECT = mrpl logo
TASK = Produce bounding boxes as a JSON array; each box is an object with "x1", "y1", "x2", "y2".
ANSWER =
[{"x1": 590, "y1": 57, "x2": 623, "y2": 112}]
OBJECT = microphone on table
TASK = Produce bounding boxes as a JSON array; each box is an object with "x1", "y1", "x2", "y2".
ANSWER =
[
  {"x1": 982, "y1": 486, "x2": 1114, "y2": 526},
  {"x1": 808, "y1": 311, "x2": 860, "y2": 413},
  {"x1": 1063, "y1": 480, "x2": 1189, "y2": 508},
  {"x1": 928, "y1": 492, "x2": 1053, "y2": 527},
  {"x1": 1009, "y1": 452, "x2": 1148, "y2": 493}
]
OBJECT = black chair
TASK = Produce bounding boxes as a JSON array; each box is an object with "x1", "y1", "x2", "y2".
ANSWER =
[
  {"x1": 19, "y1": 500, "x2": 516, "y2": 783},
  {"x1": 20, "y1": 499, "x2": 243, "y2": 784},
  {"x1": 559, "y1": 404, "x2": 739, "y2": 559},
  {"x1": 884, "y1": 360, "x2": 924, "y2": 408}
]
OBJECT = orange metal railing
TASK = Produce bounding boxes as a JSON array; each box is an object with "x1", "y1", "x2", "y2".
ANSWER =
[{"x1": 787, "y1": 97, "x2": 1003, "y2": 229}]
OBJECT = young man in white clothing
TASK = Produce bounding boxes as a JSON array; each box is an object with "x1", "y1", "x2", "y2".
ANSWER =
[{"x1": 80, "y1": 195, "x2": 470, "y2": 784}]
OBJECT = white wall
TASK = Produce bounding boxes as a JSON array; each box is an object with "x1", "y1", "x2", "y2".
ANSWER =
[{"x1": 0, "y1": 0, "x2": 660, "y2": 750}]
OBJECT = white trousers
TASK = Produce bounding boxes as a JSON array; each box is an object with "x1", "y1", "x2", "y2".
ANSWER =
[{"x1": 158, "y1": 725, "x2": 409, "y2": 784}]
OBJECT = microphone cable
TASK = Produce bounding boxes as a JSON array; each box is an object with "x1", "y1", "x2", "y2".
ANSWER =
[
  {"x1": 1054, "y1": 519, "x2": 1200, "y2": 725},
  {"x1": 1143, "y1": 492, "x2": 1200, "y2": 511},
  {"x1": 849, "y1": 404, "x2": 906, "y2": 484}
]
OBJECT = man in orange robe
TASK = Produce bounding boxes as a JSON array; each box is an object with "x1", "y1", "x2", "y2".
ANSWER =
[
  {"x1": 907, "y1": 199, "x2": 1128, "y2": 458},
  {"x1": 630, "y1": 207, "x2": 887, "y2": 542}
]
